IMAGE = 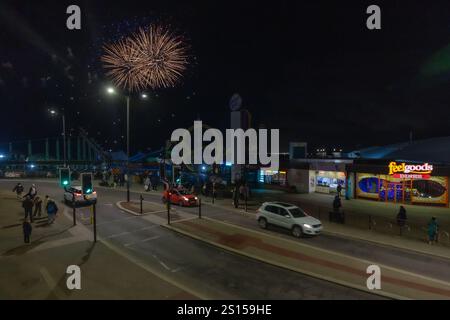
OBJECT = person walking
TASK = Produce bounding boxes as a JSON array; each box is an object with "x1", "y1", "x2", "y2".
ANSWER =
[
  {"x1": 23, "y1": 218, "x2": 32, "y2": 244},
  {"x1": 427, "y1": 217, "x2": 439, "y2": 245},
  {"x1": 337, "y1": 183, "x2": 342, "y2": 197},
  {"x1": 12, "y1": 183, "x2": 24, "y2": 199},
  {"x1": 396, "y1": 206, "x2": 407, "y2": 227},
  {"x1": 25, "y1": 184, "x2": 38, "y2": 199},
  {"x1": 144, "y1": 176, "x2": 151, "y2": 192},
  {"x1": 22, "y1": 196, "x2": 34, "y2": 223},
  {"x1": 239, "y1": 184, "x2": 245, "y2": 201},
  {"x1": 232, "y1": 185, "x2": 239, "y2": 208},
  {"x1": 46, "y1": 198, "x2": 59, "y2": 225},
  {"x1": 332, "y1": 195, "x2": 342, "y2": 212},
  {"x1": 33, "y1": 196, "x2": 43, "y2": 218}
]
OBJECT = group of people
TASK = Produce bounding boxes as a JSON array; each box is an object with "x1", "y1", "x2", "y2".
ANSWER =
[
  {"x1": 12, "y1": 182, "x2": 59, "y2": 245},
  {"x1": 143, "y1": 175, "x2": 158, "y2": 192}
]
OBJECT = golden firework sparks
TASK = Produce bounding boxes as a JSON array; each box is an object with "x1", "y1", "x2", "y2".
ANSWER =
[{"x1": 101, "y1": 24, "x2": 188, "y2": 92}]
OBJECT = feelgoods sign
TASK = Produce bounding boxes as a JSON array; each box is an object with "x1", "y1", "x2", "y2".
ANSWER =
[{"x1": 170, "y1": 121, "x2": 280, "y2": 171}]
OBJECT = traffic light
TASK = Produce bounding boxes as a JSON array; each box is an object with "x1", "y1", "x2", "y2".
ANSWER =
[
  {"x1": 59, "y1": 168, "x2": 71, "y2": 187},
  {"x1": 81, "y1": 173, "x2": 93, "y2": 194}
]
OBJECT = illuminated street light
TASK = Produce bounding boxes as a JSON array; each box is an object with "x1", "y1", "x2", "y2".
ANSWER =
[
  {"x1": 141, "y1": 93, "x2": 148, "y2": 99},
  {"x1": 107, "y1": 87, "x2": 115, "y2": 94},
  {"x1": 48, "y1": 108, "x2": 67, "y2": 168}
]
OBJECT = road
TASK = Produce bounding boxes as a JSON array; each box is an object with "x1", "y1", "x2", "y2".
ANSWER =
[{"x1": 1, "y1": 179, "x2": 409, "y2": 299}]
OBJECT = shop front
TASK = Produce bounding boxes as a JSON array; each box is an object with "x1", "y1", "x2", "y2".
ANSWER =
[
  {"x1": 315, "y1": 170, "x2": 346, "y2": 194},
  {"x1": 353, "y1": 161, "x2": 449, "y2": 207}
]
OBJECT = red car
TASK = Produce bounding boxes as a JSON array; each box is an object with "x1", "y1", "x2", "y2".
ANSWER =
[{"x1": 162, "y1": 188, "x2": 199, "y2": 207}]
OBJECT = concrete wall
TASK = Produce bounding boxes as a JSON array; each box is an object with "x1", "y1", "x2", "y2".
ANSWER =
[{"x1": 288, "y1": 169, "x2": 315, "y2": 193}]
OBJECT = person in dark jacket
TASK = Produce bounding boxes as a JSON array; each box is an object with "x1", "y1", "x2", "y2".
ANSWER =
[
  {"x1": 46, "y1": 199, "x2": 59, "y2": 224},
  {"x1": 23, "y1": 218, "x2": 32, "y2": 244},
  {"x1": 396, "y1": 206, "x2": 407, "y2": 227},
  {"x1": 13, "y1": 183, "x2": 24, "y2": 199},
  {"x1": 332, "y1": 195, "x2": 342, "y2": 212},
  {"x1": 33, "y1": 196, "x2": 43, "y2": 218},
  {"x1": 22, "y1": 196, "x2": 34, "y2": 223},
  {"x1": 336, "y1": 184, "x2": 342, "y2": 197}
]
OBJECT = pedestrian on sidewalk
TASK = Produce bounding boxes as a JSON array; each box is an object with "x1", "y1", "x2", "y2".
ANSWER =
[
  {"x1": 396, "y1": 206, "x2": 407, "y2": 226},
  {"x1": 427, "y1": 217, "x2": 439, "y2": 245},
  {"x1": 337, "y1": 183, "x2": 342, "y2": 197},
  {"x1": 46, "y1": 198, "x2": 59, "y2": 225},
  {"x1": 239, "y1": 184, "x2": 245, "y2": 201},
  {"x1": 12, "y1": 182, "x2": 24, "y2": 199},
  {"x1": 144, "y1": 176, "x2": 151, "y2": 192},
  {"x1": 33, "y1": 196, "x2": 43, "y2": 218},
  {"x1": 22, "y1": 218, "x2": 32, "y2": 244},
  {"x1": 22, "y1": 196, "x2": 34, "y2": 223},
  {"x1": 25, "y1": 184, "x2": 38, "y2": 200},
  {"x1": 332, "y1": 195, "x2": 342, "y2": 212},
  {"x1": 232, "y1": 185, "x2": 239, "y2": 208}
]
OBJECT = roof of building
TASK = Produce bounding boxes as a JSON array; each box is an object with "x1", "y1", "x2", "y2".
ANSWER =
[{"x1": 348, "y1": 136, "x2": 450, "y2": 164}]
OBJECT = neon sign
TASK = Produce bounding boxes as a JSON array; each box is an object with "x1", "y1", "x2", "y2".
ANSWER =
[{"x1": 388, "y1": 162, "x2": 433, "y2": 179}]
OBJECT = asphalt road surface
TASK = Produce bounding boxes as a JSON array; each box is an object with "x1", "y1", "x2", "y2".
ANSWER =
[{"x1": 1, "y1": 179, "x2": 408, "y2": 299}]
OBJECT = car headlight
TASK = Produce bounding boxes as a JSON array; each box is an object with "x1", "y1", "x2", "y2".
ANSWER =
[
  {"x1": 194, "y1": 197, "x2": 198, "y2": 200},
  {"x1": 183, "y1": 197, "x2": 188, "y2": 201},
  {"x1": 303, "y1": 224, "x2": 312, "y2": 229}
]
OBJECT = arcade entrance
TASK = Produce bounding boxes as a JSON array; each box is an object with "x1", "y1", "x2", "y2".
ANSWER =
[{"x1": 379, "y1": 179, "x2": 413, "y2": 203}]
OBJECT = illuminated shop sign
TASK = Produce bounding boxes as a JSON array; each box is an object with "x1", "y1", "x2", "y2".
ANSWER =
[{"x1": 388, "y1": 161, "x2": 433, "y2": 179}]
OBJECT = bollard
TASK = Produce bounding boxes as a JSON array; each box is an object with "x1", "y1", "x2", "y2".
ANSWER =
[
  {"x1": 167, "y1": 200, "x2": 171, "y2": 225},
  {"x1": 140, "y1": 195, "x2": 143, "y2": 214},
  {"x1": 93, "y1": 203, "x2": 97, "y2": 242},
  {"x1": 72, "y1": 198, "x2": 76, "y2": 226},
  {"x1": 198, "y1": 198, "x2": 202, "y2": 219}
]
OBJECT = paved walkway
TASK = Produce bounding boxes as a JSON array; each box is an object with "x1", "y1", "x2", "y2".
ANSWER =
[{"x1": 165, "y1": 217, "x2": 450, "y2": 300}]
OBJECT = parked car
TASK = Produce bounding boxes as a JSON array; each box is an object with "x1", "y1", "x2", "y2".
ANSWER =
[
  {"x1": 256, "y1": 202, "x2": 322, "y2": 237},
  {"x1": 64, "y1": 186, "x2": 97, "y2": 205},
  {"x1": 162, "y1": 188, "x2": 198, "y2": 207}
]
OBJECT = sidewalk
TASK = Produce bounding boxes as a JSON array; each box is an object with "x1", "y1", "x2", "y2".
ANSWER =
[
  {"x1": 165, "y1": 217, "x2": 450, "y2": 300},
  {"x1": 0, "y1": 191, "x2": 197, "y2": 299}
]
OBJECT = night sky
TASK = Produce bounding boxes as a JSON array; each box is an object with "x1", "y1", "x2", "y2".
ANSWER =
[{"x1": 2, "y1": 0, "x2": 450, "y2": 154}]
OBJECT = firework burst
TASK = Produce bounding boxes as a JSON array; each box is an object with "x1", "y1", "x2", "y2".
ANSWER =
[{"x1": 101, "y1": 24, "x2": 188, "y2": 92}]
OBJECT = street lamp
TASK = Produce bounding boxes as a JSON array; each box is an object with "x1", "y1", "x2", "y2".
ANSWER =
[
  {"x1": 48, "y1": 108, "x2": 67, "y2": 168},
  {"x1": 106, "y1": 87, "x2": 148, "y2": 202}
]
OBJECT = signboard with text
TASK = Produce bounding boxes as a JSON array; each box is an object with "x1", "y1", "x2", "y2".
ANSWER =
[{"x1": 388, "y1": 162, "x2": 433, "y2": 179}]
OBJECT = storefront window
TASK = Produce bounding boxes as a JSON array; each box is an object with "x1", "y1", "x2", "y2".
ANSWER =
[
  {"x1": 356, "y1": 173, "x2": 448, "y2": 206},
  {"x1": 315, "y1": 171, "x2": 346, "y2": 194}
]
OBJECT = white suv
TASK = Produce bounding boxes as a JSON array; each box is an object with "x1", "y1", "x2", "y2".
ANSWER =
[{"x1": 256, "y1": 202, "x2": 323, "y2": 237}]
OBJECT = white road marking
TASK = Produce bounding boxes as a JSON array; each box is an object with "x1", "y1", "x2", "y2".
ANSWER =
[
  {"x1": 105, "y1": 225, "x2": 158, "y2": 239},
  {"x1": 123, "y1": 235, "x2": 161, "y2": 247},
  {"x1": 152, "y1": 254, "x2": 171, "y2": 271},
  {"x1": 96, "y1": 215, "x2": 140, "y2": 226},
  {"x1": 39, "y1": 267, "x2": 66, "y2": 299}
]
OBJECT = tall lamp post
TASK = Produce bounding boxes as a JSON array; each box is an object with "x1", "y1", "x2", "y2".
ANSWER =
[
  {"x1": 107, "y1": 88, "x2": 148, "y2": 202},
  {"x1": 49, "y1": 108, "x2": 67, "y2": 168}
]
